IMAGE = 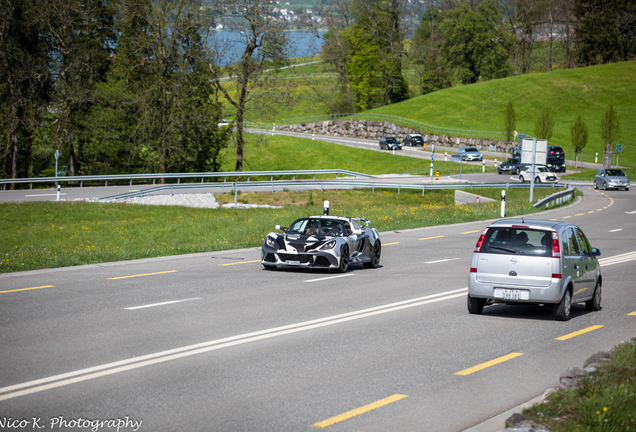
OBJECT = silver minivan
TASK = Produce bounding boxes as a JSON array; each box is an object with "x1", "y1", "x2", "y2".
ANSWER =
[{"x1": 467, "y1": 219, "x2": 602, "y2": 321}]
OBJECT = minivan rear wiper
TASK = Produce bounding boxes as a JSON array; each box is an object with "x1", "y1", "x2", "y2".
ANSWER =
[{"x1": 488, "y1": 245, "x2": 518, "y2": 253}]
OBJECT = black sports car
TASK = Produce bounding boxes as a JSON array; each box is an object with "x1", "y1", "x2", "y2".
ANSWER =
[{"x1": 261, "y1": 215, "x2": 382, "y2": 272}]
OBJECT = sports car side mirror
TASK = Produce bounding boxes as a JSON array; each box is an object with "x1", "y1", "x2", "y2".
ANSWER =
[
  {"x1": 275, "y1": 225, "x2": 287, "y2": 231},
  {"x1": 351, "y1": 229, "x2": 363, "y2": 236}
]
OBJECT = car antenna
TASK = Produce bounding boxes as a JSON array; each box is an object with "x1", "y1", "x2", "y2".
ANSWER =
[{"x1": 522, "y1": 216, "x2": 525, "y2": 224}]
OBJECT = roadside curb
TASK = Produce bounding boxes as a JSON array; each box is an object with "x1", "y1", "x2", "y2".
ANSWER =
[{"x1": 461, "y1": 395, "x2": 544, "y2": 432}]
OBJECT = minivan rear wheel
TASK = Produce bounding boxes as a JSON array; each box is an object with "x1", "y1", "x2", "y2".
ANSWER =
[
  {"x1": 586, "y1": 281, "x2": 602, "y2": 311},
  {"x1": 467, "y1": 294, "x2": 485, "y2": 314},
  {"x1": 554, "y1": 289, "x2": 571, "y2": 321}
]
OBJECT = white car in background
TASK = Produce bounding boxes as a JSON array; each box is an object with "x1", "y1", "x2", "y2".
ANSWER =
[{"x1": 519, "y1": 165, "x2": 559, "y2": 183}]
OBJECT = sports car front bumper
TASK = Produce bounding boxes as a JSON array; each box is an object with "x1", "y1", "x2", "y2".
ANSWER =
[{"x1": 261, "y1": 249, "x2": 338, "y2": 268}]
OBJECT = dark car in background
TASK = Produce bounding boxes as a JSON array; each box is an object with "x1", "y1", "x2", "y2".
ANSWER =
[
  {"x1": 379, "y1": 137, "x2": 402, "y2": 150},
  {"x1": 498, "y1": 157, "x2": 522, "y2": 175},
  {"x1": 403, "y1": 134, "x2": 424, "y2": 146},
  {"x1": 547, "y1": 146, "x2": 566, "y2": 172}
]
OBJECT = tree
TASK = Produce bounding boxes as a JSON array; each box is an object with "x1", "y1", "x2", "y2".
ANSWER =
[
  {"x1": 502, "y1": 0, "x2": 542, "y2": 75},
  {"x1": 411, "y1": 7, "x2": 448, "y2": 95},
  {"x1": 207, "y1": 0, "x2": 294, "y2": 172},
  {"x1": 570, "y1": 115, "x2": 588, "y2": 168},
  {"x1": 440, "y1": 0, "x2": 512, "y2": 85},
  {"x1": 304, "y1": 0, "x2": 355, "y2": 113},
  {"x1": 600, "y1": 104, "x2": 620, "y2": 169},
  {"x1": 503, "y1": 101, "x2": 516, "y2": 143},
  {"x1": 0, "y1": 0, "x2": 51, "y2": 184},
  {"x1": 534, "y1": 107, "x2": 554, "y2": 140},
  {"x1": 574, "y1": 0, "x2": 636, "y2": 65},
  {"x1": 36, "y1": 0, "x2": 116, "y2": 177},
  {"x1": 116, "y1": 0, "x2": 215, "y2": 177}
]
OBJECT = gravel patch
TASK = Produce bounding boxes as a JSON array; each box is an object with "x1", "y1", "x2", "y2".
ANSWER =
[{"x1": 75, "y1": 193, "x2": 281, "y2": 209}]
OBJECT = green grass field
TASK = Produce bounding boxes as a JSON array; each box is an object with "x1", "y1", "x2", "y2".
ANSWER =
[
  {"x1": 217, "y1": 134, "x2": 497, "y2": 175},
  {"x1": 369, "y1": 61, "x2": 636, "y2": 169},
  {"x1": 0, "y1": 187, "x2": 557, "y2": 273}
]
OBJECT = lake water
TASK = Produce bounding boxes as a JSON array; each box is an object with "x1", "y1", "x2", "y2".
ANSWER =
[{"x1": 213, "y1": 30, "x2": 324, "y2": 65}]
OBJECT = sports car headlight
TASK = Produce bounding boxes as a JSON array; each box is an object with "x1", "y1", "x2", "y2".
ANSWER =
[
  {"x1": 265, "y1": 236, "x2": 277, "y2": 248},
  {"x1": 319, "y1": 240, "x2": 337, "y2": 250}
]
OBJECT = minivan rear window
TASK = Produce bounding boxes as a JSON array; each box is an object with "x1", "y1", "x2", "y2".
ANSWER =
[{"x1": 481, "y1": 227, "x2": 552, "y2": 257}]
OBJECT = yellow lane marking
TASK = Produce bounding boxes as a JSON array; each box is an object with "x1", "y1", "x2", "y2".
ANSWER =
[
  {"x1": 108, "y1": 270, "x2": 177, "y2": 280},
  {"x1": 0, "y1": 285, "x2": 54, "y2": 294},
  {"x1": 419, "y1": 235, "x2": 445, "y2": 241},
  {"x1": 563, "y1": 216, "x2": 572, "y2": 219},
  {"x1": 628, "y1": 311, "x2": 636, "y2": 316},
  {"x1": 220, "y1": 260, "x2": 261, "y2": 267},
  {"x1": 575, "y1": 213, "x2": 585, "y2": 216},
  {"x1": 573, "y1": 288, "x2": 588, "y2": 296},
  {"x1": 312, "y1": 394, "x2": 408, "y2": 428},
  {"x1": 556, "y1": 325, "x2": 604, "y2": 341},
  {"x1": 460, "y1": 230, "x2": 482, "y2": 234},
  {"x1": 382, "y1": 242, "x2": 400, "y2": 246},
  {"x1": 455, "y1": 353, "x2": 523, "y2": 376},
  {"x1": 588, "y1": 211, "x2": 595, "y2": 214},
  {"x1": 597, "y1": 209, "x2": 603, "y2": 211}
]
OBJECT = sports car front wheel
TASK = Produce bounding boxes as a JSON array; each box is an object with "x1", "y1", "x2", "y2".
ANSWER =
[
  {"x1": 363, "y1": 240, "x2": 381, "y2": 269},
  {"x1": 336, "y1": 245, "x2": 349, "y2": 273}
]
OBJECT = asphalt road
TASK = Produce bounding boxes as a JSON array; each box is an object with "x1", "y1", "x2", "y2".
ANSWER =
[{"x1": 1, "y1": 184, "x2": 635, "y2": 432}]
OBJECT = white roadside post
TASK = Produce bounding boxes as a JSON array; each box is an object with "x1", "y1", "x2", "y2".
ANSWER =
[
  {"x1": 430, "y1": 144, "x2": 435, "y2": 184},
  {"x1": 323, "y1": 200, "x2": 330, "y2": 215},
  {"x1": 54, "y1": 149, "x2": 60, "y2": 202},
  {"x1": 501, "y1": 190, "x2": 506, "y2": 217},
  {"x1": 482, "y1": 159, "x2": 485, "y2": 173}
]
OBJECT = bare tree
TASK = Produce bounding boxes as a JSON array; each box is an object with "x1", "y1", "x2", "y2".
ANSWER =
[
  {"x1": 554, "y1": 0, "x2": 575, "y2": 69},
  {"x1": 600, "y1": 104, "x2": 620, "y2": 169},
  {"x1": 207, "y1": 0, "x2": 294, "y2": 172},
  {"x1": 302, "y1": 0, "x2": 355, "y2": 112},
  {"x1": 503, "y1": 0, "x2": 541, "y2": 74}
]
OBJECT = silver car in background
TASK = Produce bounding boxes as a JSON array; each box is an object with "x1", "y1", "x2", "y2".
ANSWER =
[
  {"x1": 594, "y1": 169, "x2": 630, "y2": 191},
  {"x1": 467, "y1": 219, "x2": 602, "y2": 321},
  {"x1": 457, "y1": 146, "x2": 483, "y2": 161}
]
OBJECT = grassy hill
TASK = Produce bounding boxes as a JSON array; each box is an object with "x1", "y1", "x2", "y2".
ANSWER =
[
  {"x1": 264, "y1": 61, "x2": 635, "y2": 169},
  {"x1": 368, "y1": 61, "x2": 636, "y2": 168}
]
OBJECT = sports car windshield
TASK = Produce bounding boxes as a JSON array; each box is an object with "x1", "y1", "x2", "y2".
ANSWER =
[{"x1": 286, "y1": 218, "x2": 346, "y2": 236}]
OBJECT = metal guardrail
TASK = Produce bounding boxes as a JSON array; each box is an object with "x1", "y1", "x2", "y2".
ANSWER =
[
  {"x1": 99, "y1": 179, "x2": 568, "y2": 207},
  {"x1": 246, "y1": 113, "x2": 506, "y2": 141},
  {"x1": 533, "y1": 184, "x2": 575, "y2": 209},
  {"x1": 0, "y1": 169, "x2": 374, "y2": 190}
]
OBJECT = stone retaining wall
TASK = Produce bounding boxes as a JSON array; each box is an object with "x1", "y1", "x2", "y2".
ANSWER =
[{"x1": 276, "y1": 119, "x2": 516, "y2": 154}]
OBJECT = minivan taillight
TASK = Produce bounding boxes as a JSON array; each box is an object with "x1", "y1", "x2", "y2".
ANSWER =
[
  {"x1": 474, "y1": 228, "x2": 489, "y2": 252},
  {"x1": 552, "y1": 231, "x2": 560, "y2": 258}
]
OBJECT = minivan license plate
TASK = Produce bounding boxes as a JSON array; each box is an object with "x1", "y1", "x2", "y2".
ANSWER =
[
  {"x1": 286, "y1": 260, "x2": 301, "y2": 266},
  {"x1": 503, "y1": 289, "x2": 521, "y2": 300}
]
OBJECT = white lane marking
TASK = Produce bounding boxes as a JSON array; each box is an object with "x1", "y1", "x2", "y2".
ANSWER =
[
  {"x1": 598, "y1": 251, "x2": 636, "y2": 267},
  {"x1": 608, "y1": 229, "x2": 623, "y2": 232},
  {"x1": 304, "y1": 274, "x2": 355, "y2": 283},
  {"x1": 626, "y1": 211, "x2": 636, "y2": 214},
  {"x1": 425, "y1": 258, "x2": 460, "y2": 264},
  {"x1": 125, "y1": 298, "x2": 202, "y2": 310},
  {"x1": 24, "y1": 193, "x2": 67, "y2": 197},
  {"x1": 0, "y1": 288, "x2": 468, "y2": 401}
]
